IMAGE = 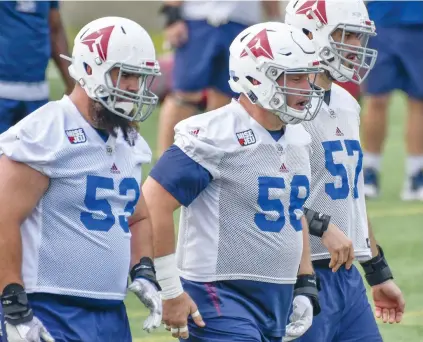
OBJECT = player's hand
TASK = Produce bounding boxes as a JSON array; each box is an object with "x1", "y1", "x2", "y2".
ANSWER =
[
  {"x1": 128, "y1": 278, "x2": 162, "y2": 333},
  {"x1": 164, "y1": 21, "x2": 188, "y2": 49},
  {"x1": 162, "y1": 292, "x2": 205, "y2": 339},
  {"x1": 322, "y1": 223, "x2": 354, "y2": 272},
  {"x1": 371, "y1": 280, "x2": 405, "y2": 324},
  {"x1": 5, "y1": 316, "x2": 55, "y2": 342},
  {"x1": 283, "y1": 295, "x2": 313, "y2": 342}
]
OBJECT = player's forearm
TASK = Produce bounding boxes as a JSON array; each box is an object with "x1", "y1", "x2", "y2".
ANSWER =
[
  {"x1": 0, "y1": 223, "x2": 23, "y2": 292},
  {"x1": 298, "y1": 216, "x2": 314, "y2": 275},
  {"x1": 367, "y1": 218, "x2": 379, "y2": 258},
  {"x1": 129, "y1": 218, "x2": 153, "y2": 268},
  {"x1": 151, "y1": 209, "x2": 177, "y2": 258},
  {"x1": 142, "y1": 177, "x2": 179, "y2": 258},
  {"x1": 163, "y1": 1, "x2": 183, "y2": 6},
  {"x1": 261, "y1": 0, "x2": 282, "y2": 20},
  {"x1": 50, "y1": 16, "x2": 74, "y2": 90}
]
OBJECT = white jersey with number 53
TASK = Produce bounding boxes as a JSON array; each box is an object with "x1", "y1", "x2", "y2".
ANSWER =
[
  {"x1": 0, "y1": 96, "x2": 152, "y2": 301},
  {"x1": 302, "y1": 84, "x2": 371, "y2": 262}
]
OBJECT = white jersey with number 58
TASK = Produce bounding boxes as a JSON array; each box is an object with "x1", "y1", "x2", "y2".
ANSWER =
[
  {"x1": 175, "y1": 100, "x2": 312, "y2": 284},
  {"x1": 0, "y1": 96, "x2": 152, "y2": 301},
  {"x1": 302, "y1": 84, "x2": 371, "y2": 262}
]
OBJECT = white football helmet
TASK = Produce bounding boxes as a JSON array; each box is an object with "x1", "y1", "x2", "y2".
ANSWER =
[
  {"x1": 229, "y1": 22, "x2": 324, "y2": 125},
  {"x1": 285, "y1": 0, "x2": 377, "y2": 84},
  {"x1": 61, "y1": 17, "x2": 161, "y2": 122}
]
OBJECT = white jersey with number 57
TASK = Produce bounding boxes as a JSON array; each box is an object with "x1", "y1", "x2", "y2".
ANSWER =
[
  {"x1": 0, "y1": 96, "x2": 152, "y2": 301},
  {"x1": 302, "y1": 84, "x2": 371, "y2": 262}
]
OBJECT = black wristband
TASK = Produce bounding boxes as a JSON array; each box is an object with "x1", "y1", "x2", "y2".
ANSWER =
[
  {"x1": 294, "y1": 274, "x2": 321, "y2": 316},
  {"x1": 360, "y1": 245, "x2": 393, "y2": 287},
  {"x1": 130, "y1": 257, "x2": 162, "y2": 291},
  {"x1": 303, "y1": 207, "x2": 331, "y2": 237},
  {"x1": 159, "y1": 5, "x2": 183, "y2": 28},
  {"x1": 1, "y1": 283, "x2": 33, "y2": 325}
]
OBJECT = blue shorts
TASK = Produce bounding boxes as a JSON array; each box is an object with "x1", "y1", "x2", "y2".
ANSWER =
[
  {"x1": 0, "y1": 294, "x2": 132, "y2": 342},
  {"x1": 365, "y1": 25, "x2": 423, "y2": 99},
  {"x1": 294, "y1": 265, "x2": 382, "y2": 342},
  {"x1": 0, "y1": 98, "x2": 48, "y2": 134},
  {"x1": 173, "y1": 20, "x2": 247, "y2": 97},
  {"x1": 181, "y1": 278, "x2": 294, "y2": 342}
]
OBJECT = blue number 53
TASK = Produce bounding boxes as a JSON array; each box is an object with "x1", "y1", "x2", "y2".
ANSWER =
[
  {"x1": 255, "y1": 175, "x2": 309, "y2": 233},
  {"x1": 80, "y1": 175, "x2": 140, "y2": 232},
  {"x1": 322, "y1": 139, "x2": 363, "y2": 200}
]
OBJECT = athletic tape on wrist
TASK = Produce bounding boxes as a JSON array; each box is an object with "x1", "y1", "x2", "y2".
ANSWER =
[{"x1": 154, "y1": 254, "x2": 184, "y2": 300}]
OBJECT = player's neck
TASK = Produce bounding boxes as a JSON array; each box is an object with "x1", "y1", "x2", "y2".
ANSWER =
[
  {"x1": 314, "y1": 72, "x2": 332, "y2": 91},
  {"x1": 68, "y1": 87, "x2": 98, "y2": 128},
  {"x1": 239, "y1": 95, "x2": 285, "y2": 131}
]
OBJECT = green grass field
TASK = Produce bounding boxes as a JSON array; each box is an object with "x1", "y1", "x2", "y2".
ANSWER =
[{"x1": 48, "y1": 74, "x2": 423, "y2": 341}]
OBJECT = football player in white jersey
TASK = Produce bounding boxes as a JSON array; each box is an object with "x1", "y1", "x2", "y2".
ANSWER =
[
  {"x1": 285, "y1": 1, "x2": 405, "y2": 341},
  {"x1": 143, "y1": 22, "x2": 325, "y2": 341},
  {"x1": 0, "y1": 17, "x2": 163, "y2": 342}
]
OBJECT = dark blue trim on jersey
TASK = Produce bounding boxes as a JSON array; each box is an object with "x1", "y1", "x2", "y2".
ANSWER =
[
  {"x1": 94, "y1": 128, "x2": 109, "y2": 142},
  {"x1": 267, "y1": 128, "x2": 285, "y2": 141},
  {"x1": 150, "y1": 145, "x2": 212, "y2": 207},
  {"x1": 324, "y1": 89, "x2": 331, "y2": 105},
  {"x1": 27, "y1": 293, "x2": 122, "y2": 309}
]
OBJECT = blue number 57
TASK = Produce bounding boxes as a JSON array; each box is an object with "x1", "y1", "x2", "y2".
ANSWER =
[{"x1": 322, "y1": 139, "x2": 363, "y2": 200}]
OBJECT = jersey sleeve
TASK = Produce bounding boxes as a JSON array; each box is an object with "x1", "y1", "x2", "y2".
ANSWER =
[
  {"x1": 0, "y1": 109, "x2": 60, "y2": 177},
  {"x1": 149, "y1": 145, "x2": 212, "y2": 207},
  {"x1": 173, "y1": 116, "x2": 226, "y2": 179}
]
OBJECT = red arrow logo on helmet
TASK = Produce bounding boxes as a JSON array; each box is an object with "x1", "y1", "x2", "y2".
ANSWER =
[
  {"x1": 296, "y1": 0, "x2": 328, "y2": 25},
  {"x1": 81, "y1": 26, "x2": 115, "y2": 61},
  {"x1": 240, "y1": 29, "x2": 274, "y2": 60}
]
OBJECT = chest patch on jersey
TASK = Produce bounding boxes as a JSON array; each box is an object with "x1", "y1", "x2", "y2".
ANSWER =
[
  {"x1": 65, "y1": 128, "x2": 87, "y2": 144},
  {"x1": 236, "y1": 129, "x2": 256, "y2": 146}
]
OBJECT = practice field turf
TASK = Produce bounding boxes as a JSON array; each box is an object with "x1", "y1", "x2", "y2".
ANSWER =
[{"x1": 48, "y1": 76, "x2": 423, "y2": 341}]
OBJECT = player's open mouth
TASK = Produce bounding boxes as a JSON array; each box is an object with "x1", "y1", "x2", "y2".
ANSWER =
[{"x1": 295, "y1": 99, "x2": 309, "y2": 110}]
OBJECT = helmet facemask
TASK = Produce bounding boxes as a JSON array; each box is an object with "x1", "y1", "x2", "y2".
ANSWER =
[
  {"x1": 321, "y1": 20, "x2": 377, "y2": 84},
  {"x1": 95, "y1": 60, "x2": 161, "y2": 122}
]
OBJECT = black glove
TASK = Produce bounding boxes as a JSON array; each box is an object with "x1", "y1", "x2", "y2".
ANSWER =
[
  {"x1": 294, "y1": 274, "x2": 321, "y2": 316},
  {"x1": 130, "y1": 257, "x2": 161, "y2": 290},
  {"x1": 1, "y1": 283, "x2": 33, "y2": 325}
]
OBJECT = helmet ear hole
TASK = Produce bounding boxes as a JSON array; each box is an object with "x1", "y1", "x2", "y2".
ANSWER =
[
  {"x1": 83, "y1": 63, "x2": 93, "y2": 76},
  {"x1": 246, "y1": 76, "x2": 261, "y2": 86}
]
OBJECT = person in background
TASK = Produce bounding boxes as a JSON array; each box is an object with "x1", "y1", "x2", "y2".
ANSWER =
[
  {"x1": 156, "y1": 0, "x2": 281, "y2": 156},
  {"x1": 361, "y1": 0, "x2": 423, "y2": 200},
  {"x1": 0, "y1": 1, "x2": 74, "y2": 134}
]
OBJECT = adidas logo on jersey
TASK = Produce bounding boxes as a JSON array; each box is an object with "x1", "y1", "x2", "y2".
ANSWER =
[
  {"x1": 110, "y1": 163, "x2": 120, "y2": 174},
  {"x1": 236, "y1": 129, "x2": 256, "y2": 146},
  {"x1": 335, "y1": 127, "x2": 344, "y2": 136},
  {"x1": 279, "y1": 163, "x2": 289, "y2": 173},
  {"x1": 189, "y1": 129, "x2": 200, "y2": 137}
]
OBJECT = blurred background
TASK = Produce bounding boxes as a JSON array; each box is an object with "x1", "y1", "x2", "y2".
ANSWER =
[{"x1": 1, "y1": 1, "x2": 422, "y2": 341}]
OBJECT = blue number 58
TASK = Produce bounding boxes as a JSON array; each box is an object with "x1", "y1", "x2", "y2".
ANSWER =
[{"x1": 255, "y1": 175, "x2": 309, "y2": 233}]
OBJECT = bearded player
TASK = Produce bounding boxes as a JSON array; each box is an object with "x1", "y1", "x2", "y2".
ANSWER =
[
  {"x1": 0, "y1": 17, "x2": 162, "y2": 342},
  {"x1": 285, "y1": 1, "x2": 405, "y2": 341}
]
